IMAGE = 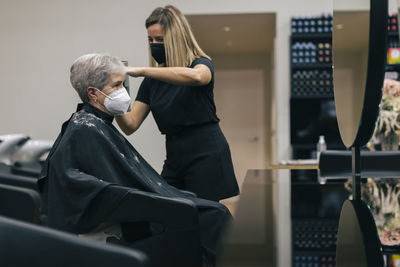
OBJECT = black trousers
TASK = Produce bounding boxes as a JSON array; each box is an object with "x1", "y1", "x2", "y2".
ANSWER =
[{"x1": 161, "y1": 123, "x2": 239, "y2": 201}]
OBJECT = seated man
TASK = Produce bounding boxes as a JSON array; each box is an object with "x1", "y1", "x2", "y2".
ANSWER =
[{"x1": 38, "y1": 53, "x2": 231, "y2": 266}]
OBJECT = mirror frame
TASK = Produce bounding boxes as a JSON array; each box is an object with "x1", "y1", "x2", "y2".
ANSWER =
[
  {"x1": 336, "y1": 200, "x2": 384, "y2": 266},
  {"x1": 334, "y1": 0, "x2": 388, "y2": 148}
]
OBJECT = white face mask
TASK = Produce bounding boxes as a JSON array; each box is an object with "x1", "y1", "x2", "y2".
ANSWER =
[{"x1": 97, "y1": 87, "x2": 132, "y2": 115}]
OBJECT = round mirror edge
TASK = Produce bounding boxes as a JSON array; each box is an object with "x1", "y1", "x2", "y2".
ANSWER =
[
  {"x1": 353, "y1": 0, "x2": 388, "y2": 148},
  {"x1": 336, "y1": 200, "x2": 384, "y2": 266},
  {"x1": 351, "y1": 200, "x2": 384, "y2": 266}
]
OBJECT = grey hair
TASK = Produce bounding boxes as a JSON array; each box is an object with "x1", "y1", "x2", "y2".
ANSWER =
[{"x1": 70, "y1": 53, "x2": 126, "y2": 103}]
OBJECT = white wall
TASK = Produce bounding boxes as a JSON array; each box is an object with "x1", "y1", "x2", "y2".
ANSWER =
[{"x1": 0, "y1": 0, "x2": 166, "y2": 170}]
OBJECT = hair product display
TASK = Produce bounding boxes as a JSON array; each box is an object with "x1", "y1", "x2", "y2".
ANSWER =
[
  {"x1": 291, "y1": 14, "x2": 333, "y2": 35},
  {"x1": 292, "y1": 41, "x2": 332, "y2": 66},
  {"x1": 289, "y1": 13, "x2": 345, "y2": 267},
  {"x1": 388, "y1": 13, "x2": 398, "y2": 34},
  {"x1": 386, "y1": 14, "x2": 400, "y2": 77},
  {"x1": 292, "y1": 69, "x2": 333, "y2": 97},
  {"x1": 291, "y1": 14, "x2": 333, "y2": 98}
]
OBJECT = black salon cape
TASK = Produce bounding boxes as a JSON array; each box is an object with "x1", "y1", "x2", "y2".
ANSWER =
[{"x1": 38, "y1": 103, "x2": 231, "y2": 263}]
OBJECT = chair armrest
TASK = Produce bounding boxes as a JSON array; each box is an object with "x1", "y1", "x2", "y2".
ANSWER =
[
  {"x1": 105, "y1": 185, "x2": 198, "y2": 232},
  {"x1": 0, "y1": 163, "x2": 38, "y2": 191},
  {"x1": 0, "y1": 183, "x2": 41, "y2": 223}
]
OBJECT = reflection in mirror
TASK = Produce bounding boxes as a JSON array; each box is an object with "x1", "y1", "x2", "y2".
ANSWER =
[
  {"x1": 333, "y1": 6, "x2": 370, "y2": 148},
  {"x1": 387, "y1": 0, "x2": 400, "y2": 67},
  {"x1": 398, "y1": 0, "x2": 400, "y2": 34},
  {"x1": 217, "y1": 170, "x2": 276, "y2": 266},
  {"x1": 393, "y1": 0, "x2": 400, "y2": 33},
  {"x1": 333, "y1": 0, "x2": 387, "y2": 148},
  {"x1": 336, "y1": 201, "x2": 368, "y2": 267},
  {"x1": 336, "y1": 200, "x2": 384, "y2": 267}
]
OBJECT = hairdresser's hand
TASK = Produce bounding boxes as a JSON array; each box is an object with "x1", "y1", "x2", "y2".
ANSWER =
[{"x1": 125, "y1": 67, "x2": 144, "y2": 77}]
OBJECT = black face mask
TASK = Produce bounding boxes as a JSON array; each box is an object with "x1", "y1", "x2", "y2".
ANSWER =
[{"x1": 150, "y1": 43, "x2": 166, "y2": 64}]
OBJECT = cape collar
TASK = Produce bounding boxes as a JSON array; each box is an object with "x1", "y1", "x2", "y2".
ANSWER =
[{"x1": 76, "y1": 103, "x2": 114, "y2": 124}]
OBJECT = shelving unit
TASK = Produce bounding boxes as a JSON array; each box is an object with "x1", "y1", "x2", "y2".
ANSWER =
[
  {"x1": 385, "y1": 14, "x2": 400, "y2": 79},
  {"x1": 290, "y1": 14, "x2": 346, "y2": 267},
  {"x1": 290, "y1": 15, "x2": 344, "y2": 161}
]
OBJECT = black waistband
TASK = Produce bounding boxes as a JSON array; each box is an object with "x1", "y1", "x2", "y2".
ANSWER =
[{"x1": 166, "y1": 122, "x2": 219, "y2": 140}]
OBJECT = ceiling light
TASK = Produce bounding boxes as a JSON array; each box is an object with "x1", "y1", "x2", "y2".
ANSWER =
[
  {"x1": 223, "y1": 26, "x2": 231, "y2": 32},
  {"x1": 335, "y1": 24, "x2": 344, "y2": 30}
]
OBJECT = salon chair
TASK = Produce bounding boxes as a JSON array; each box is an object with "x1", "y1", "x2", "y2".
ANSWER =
[
  {"x1": 94, "y1": 186, "x2": 202, "y2": 267},
  {"x1": 0, "y1": 137, "x2": 53, "y2": 190},
  {"x1": 48, "y1": 185, "x2": 202, "y2": 267},
  {"x1": 10, "y1": 139, "x2": 53, "y2": 177},
  {"x1": 0, "y1": 163, "x2": 38, "y2": 191},
  {"x1": 0, "y1": 183, "x2": 41, "y2": 223},
  {"x1": 0, "y1": 135, "x2": 50, "y2": 191},
  {"x1": 0, "y1": 215, "x2": 148, "y2": 267},
  {"x1": 0, "y1": 134, "x2": 30, "y2": 165}
]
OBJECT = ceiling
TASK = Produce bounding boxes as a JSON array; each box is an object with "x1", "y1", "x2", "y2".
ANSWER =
[{"x1": 186, "y1": 13, "x2": 276, "y2": 55}]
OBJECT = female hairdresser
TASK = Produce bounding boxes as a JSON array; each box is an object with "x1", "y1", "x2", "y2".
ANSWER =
[{"x1": 116, "y1": 5, "x2": 239, "y2": 202}]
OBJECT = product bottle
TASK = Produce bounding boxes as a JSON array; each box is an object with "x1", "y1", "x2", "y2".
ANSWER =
[{"x1": 317, "y1": 135, "x2": 327, "y2": 161}]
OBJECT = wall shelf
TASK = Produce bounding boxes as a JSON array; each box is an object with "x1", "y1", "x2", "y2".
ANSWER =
[
  {"x1": 292, "y1": 64, "x2": 332, "y2": 69},
  {"x1": 291, "y1": 33, "x2": 332, "y2": 40}
]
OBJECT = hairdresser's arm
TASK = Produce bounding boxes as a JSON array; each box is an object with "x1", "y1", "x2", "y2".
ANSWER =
[
  {"x1": 115, "y1": 101, "x2": 150, "y2": 135},
  {"x1": 125, "y1": 64, "x2": 211, "y2": 86}
]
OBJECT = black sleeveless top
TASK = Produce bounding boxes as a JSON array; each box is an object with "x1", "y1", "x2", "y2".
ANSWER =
[{"x1": 136, "y1": 57, "x2": 219, "y2": 134}]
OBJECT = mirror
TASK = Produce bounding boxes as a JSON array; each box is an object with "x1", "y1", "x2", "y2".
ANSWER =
[
  {"x1": 333, "y1": 0, "x2": 387, "y2": 148},
  {"x1": 336, "y1": 200, "x2": 383, "y2": 267}
]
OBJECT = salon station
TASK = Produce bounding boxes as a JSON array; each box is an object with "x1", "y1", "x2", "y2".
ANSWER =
[{"x1": 2, "y1": 0, "x2": 400, "y2": 266}]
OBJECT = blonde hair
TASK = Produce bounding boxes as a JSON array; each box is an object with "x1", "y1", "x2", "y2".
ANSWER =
[{"x1": 145, "y1": 5, "x2": 210, "y2": 67}]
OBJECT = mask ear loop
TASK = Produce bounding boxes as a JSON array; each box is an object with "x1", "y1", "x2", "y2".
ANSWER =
[
  {"x1": 96, "y1": 88, "x2": 111, "y2": 99},
  {"x1": 89, "y1": 87, "x2": 108, "y2": 110},
  {"x1": 95, "y1": 88, "x2": 113, "y2": 109}
]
